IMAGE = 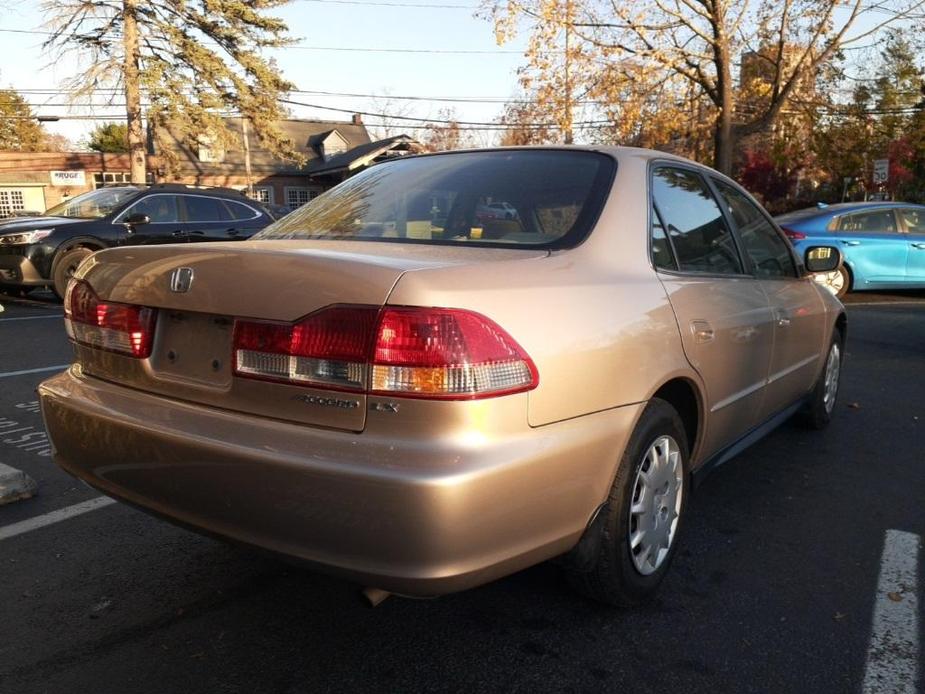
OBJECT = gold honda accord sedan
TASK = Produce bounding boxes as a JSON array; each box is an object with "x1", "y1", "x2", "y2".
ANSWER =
[{"x1": 38, "y1": 147, "x2": 846, "y2": 605}]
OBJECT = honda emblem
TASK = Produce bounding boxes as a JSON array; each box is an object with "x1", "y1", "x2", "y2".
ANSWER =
[{"x1": 169, "y1": 267, "x2": 194, "y2": 293}]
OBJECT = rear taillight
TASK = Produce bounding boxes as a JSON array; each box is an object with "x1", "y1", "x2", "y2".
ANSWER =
[
  {"x1": 781, "y1": 226, "x2": 806, "y2": 241},
  {"x1": 64, "y1": 280, "x2": 157, "y2": 358},
  {"x1": 234, "y1": 306, "x2": 379, "y2": 391},
  {"x1": 233, "y1": 305, "x2": 538, "y2": 400},
  {"x1": 371, "y1": 307, "x2": 537, "y2": 398}
]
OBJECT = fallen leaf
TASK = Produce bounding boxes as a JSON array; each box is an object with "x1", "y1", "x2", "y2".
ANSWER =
[
  {"x1": 887, "y1": 592, "x2": 903, "y2": 602},
  {"x1": 848, "y1": 402, "x2": 861, "y2": 409},
  {"x1": 834, "y1": 612, "x2": 847, "y2": 621}
]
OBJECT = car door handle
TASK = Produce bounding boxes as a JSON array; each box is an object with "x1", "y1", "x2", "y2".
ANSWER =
[
  {"x1": 226, "y1": 228, "x2": 240, "y2": 236},
  {"x1": 187, "y1": 230, "x2": 205, "y2": 237},
  {"x1": 690, "y1": 320, "x2": 714, "y2": 344},
  {"x1": 171, "y1": 230, "x2": 185, "y2": 237},
  {"x1": 911, "y1": 242, "x2": 925, "y2": 249},
  {"x1": 841, "y1": 240, "x2": 861, "y2": 246}
]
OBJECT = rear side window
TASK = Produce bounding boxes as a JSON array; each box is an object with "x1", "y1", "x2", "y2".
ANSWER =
[
  {"x1": 651, "y1": 167, "x2": 743, "y2": 275},
  {"x1": 899, "y1": 208, "x2": 925, "y2": 233},
  {"x1": 837, "y1": 210, "x2": 897, "y2": 233},
  {"x1": 223, "y1": 200, "x2": 259, "y2": 221},
  {"x1": 254, "y1": 150, "x2": 616, "y2": 248},
  {"x1": 713, "y1": 179, "x2": 797, "y2": 278},
  {"x1": 181, "y1": 195, "x2": 228, "y2": 223},
  {"x1": 125, "y1": 195, "x2": 179, "y2": 224}
]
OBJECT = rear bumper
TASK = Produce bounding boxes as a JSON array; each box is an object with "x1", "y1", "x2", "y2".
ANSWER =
[
  {"x1": 0, "y1": 249, "x2": 48, "y2": 286},
  {"x1": 39, "y1": 368, "x2": 642, "y2": 596}
]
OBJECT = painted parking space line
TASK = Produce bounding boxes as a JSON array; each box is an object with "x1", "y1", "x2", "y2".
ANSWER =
[
  {"x1": 0, "y1": 365, "x2": 69, "y2": 379},
  {"x1": 0, "y1": 314, "x2": 64, "y2": 322},
  {"x1": 0, "y1": 496, "x2": 117, "y2": 542},
  {"x1": 862, "y1": 529, "x2": 921, "y2": 694}
]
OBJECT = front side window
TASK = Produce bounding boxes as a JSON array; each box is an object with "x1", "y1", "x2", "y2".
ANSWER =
[
  {"x1": 258, "y1": 151, "x2": 615, "y2": 248},
  {"x1": 837, "y1": 210, "x2": 898, "y2": 233},
  {"x1": 651, "y1": 167, "x2": 743, "y2": 275},
  {"x1": 713, "y1": 179, "x2": 797, "y2": 278},
  {"x1": 46, "y1": 187, "x2": 140, "y2": 219},
  {"x1": 124, "y1": 195, "x2": 179, "y2": 224}
]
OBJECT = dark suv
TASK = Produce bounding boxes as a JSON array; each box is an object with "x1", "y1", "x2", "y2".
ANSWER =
[{"x1": 0, "y1": 184, "x2": 274, "y2": 298}]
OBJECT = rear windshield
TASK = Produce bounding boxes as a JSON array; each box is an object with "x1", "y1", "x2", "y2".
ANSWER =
[{"x1": 254, "y1": 150, "x2": 615, "y2": 248}]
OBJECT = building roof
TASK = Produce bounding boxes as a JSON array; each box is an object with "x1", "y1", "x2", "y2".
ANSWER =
[
  {"x1": 156, "y1": 117, "x2": 372, "y2": 176},
  {"x1": 308, "y1": 134, "x2": 422, "y2": 176}
]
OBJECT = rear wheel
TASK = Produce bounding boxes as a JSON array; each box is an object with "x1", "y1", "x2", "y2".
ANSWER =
[
  {"x1": 567, "y1": 398, "x2": 689, "y2": 606},
  {"x1": 813, "y1": 265, "x2": 851, "y2": 298},
  {"x1": 0, "y1": 285, "x2": 34, "y2": 297},
  {"x1": 52, "y1": 246, "x2": 95, "y2": 300}
]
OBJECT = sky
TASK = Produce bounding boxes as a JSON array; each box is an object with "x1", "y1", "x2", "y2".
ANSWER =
[
  {"x1": 0, "y1": 0, "x2": 908, "y2": 148},
  {"x1": 0, "y1": 0, "x2": 531, "y2": 145}
]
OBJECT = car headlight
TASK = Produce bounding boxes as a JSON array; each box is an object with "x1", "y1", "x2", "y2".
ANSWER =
[{"x1": 0, "y1": 229, "x2": 54, "y2": 245}]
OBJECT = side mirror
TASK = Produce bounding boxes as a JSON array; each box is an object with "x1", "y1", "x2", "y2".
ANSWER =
[
  {"x1": 804, "y1": 245, "x2": 842, "y2": 273},
  {"x1": 123, "y1": 213, "x2": 150, "y2": 227}
]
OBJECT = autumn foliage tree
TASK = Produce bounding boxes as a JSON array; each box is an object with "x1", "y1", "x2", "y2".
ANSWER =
[
  {"x1": 42, "y1": 0, "x2": 300, "y2": 182},
  {"x1": 0, "y1": 88, "x2": 47, "y2": 151},
  {"x1": 486, "y1": 0, "x2": 925, "y2": 174}
]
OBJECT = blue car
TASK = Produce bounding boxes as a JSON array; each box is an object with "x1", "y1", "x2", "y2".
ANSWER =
[{"x1": 775, "y1": 202, "x2": 925, "y2": 297}]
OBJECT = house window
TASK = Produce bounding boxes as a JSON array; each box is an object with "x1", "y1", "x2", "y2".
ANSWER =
[
  {"x1": 0, "y1": 189, "x2": 25, "y2": 218},
  {"x1": 93, "y1": 172, "x2": 132, "y2": 187},
  {"x1": 286, "y1": 187, "x2": 321, "y2": 210},
  {"x1": 248, "y1": 186, "x2": 273, "y2": 205}
]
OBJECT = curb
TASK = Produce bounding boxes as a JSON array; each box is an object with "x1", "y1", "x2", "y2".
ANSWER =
[{"x1": 0, "y1": 462, "x2": 38, "y2": 505}]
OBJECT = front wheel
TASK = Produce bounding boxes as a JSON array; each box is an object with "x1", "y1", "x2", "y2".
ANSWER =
[
  {"x1": 52, "y1": 246, "x2": 95, "y2": 300},
  {"x1": 567, "y1": 398, "x2": 689, "y2": 606},
  {"x1": 800, "y1": 328, "x2": 843, "y2": 430}
]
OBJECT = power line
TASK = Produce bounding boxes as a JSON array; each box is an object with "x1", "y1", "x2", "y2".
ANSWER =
[{"x1": 0, "y1": 26, "x2": 524, "y2": 55}]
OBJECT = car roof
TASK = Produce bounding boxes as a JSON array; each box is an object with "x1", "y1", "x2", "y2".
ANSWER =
[{"x1": 776, "y1": 201, "x2": 925, "y2": 223}]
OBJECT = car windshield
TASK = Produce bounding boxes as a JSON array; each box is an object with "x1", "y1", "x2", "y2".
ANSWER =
[
  {"x1": 44, "y1": 187, "x2": 141, "y2": 219},
  {"x1": 254, "y1": 150, "x2": 615, "y2": 248}
]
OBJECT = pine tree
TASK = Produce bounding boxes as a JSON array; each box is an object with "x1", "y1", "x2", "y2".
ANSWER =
[
  {"x1": 86, "y1": 123, "x2": 129, "y2": 153},
  {"x1": 0, "y1": 88, "x2": 47, "y2": 151},
  {"x1": 42, "y1": 0, "x2": 301, "y2": 182}
]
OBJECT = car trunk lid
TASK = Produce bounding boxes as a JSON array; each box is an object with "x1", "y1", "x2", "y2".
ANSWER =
[{"x1": 71, "y1": 240, "x2": 547, "y2": 431}]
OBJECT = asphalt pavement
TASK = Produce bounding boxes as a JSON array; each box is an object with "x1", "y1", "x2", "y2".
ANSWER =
[{"x1": 0, "y1": 288, "x2": 922, "y2": 694}]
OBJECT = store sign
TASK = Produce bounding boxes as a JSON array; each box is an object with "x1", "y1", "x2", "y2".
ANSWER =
[{"x1": 50, "y1": 170, "x2": 86, "y2": 187}]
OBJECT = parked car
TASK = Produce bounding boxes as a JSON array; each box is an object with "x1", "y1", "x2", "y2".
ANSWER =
[
  {"x1": 0, "y1": 184, "x2": 274, "y2": 298},
  {"x1": 39, "y1": 148, "x2": 845, "y2": 605},
  {"x1": 475, "y1": 200, "x2": 519, "y2": 222},
  {"x1": 776, "y1": 201, "x2": 925, "y2": 297}
]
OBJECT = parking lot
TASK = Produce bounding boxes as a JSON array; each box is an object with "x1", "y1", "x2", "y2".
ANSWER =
[{"x1": 0, "y1": 289, "x2": 922, "y2": 694}]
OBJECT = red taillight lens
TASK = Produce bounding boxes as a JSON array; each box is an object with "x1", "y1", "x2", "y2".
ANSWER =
[
  {"x1": 371, "y1": 307, "x2": 538, "y2": 398},
  {"x1": 233, "y1": 305, "x2": 538, "y2": 399},
  {"x1": 233, "y1": 306, "x2": 379, "y2": 391},
  {"x1": 781, "y1": 226, "x2": 806, "y2": 241},
  {"x1": 64, "y1": 280, "x2": 157, "y2": 358}
]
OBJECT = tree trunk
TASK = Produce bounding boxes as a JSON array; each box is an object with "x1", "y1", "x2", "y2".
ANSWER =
[
  {"x1": 714, "y1": 108, "x2": 734, "y2": 175},
  {"x1": 123, "y1": 0, "x2": 146, "y2": 184}
]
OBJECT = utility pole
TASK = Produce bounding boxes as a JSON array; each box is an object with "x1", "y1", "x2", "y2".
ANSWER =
[
  {"x1": 242, "y1": 118, "x2": 254, "y2": 198},
  {"x1": 123, "y1": 0, "x2": 146, "y2": 184},
  {"x1": 563, "y1": 0, "x2": 573, "y2": 145}
]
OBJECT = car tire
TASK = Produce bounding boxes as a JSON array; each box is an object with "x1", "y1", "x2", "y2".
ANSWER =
[
  {"x1": 816, "y1": 265, "x2": 851, "y2": 298},
  {"x1": 52, "y1": 246, "x2": 95, "y2": 300},
  {"x1": 800, "y1": 328, "x2": 843, "y2": 430},
  {"x1": 0, "y1": 284, "x2": 34, "y2": 297},
  {"x1": 567, "y1": 398, "x2": 690, "y2": 606}
]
